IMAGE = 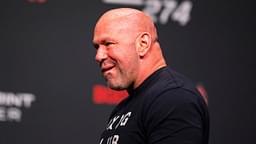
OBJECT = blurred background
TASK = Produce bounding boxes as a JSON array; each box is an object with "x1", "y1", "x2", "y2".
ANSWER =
[{"x1": 0, "y1": 0, "x2": 255, "y2": 144}]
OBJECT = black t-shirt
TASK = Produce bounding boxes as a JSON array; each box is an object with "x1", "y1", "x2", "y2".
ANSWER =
[{"x1": 99, "y1": 67, "x2": 209, "y2": 144}]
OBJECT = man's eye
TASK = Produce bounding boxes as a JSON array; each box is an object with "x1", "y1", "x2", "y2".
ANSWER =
[
  {"x1": 105, "y1": 42, "x2": 113, "y2": 46},
  {"x1": 93, "y1": 44, "x2": 99, "y2": 49}
]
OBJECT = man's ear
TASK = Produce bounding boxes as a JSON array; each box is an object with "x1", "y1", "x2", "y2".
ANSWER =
[{"x1": 136, "y1": 32, "x2": 151, "y2": 57}]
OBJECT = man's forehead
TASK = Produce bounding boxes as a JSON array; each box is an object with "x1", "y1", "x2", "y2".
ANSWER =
[
  {"x1": 94, "y1": 17, "x2": 133, "y2": 36},
  {"x1": 96, "y1": 15, "x2": 133, "y2": 30}
]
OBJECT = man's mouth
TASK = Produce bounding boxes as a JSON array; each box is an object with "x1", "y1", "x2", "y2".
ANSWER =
[
  {"x1": 101, "y1": 62, "x2": 116, "y2": 73},
  {"x1": 100, "y1": 59, "x2": 117, "y2": 75}
]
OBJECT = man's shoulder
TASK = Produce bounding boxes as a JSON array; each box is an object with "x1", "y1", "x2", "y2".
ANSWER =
[
  {"x1": 144, "y1": 67, "x2": 204, "y2": 107},
  {"x1": 149, "y1": 67, "x2": 198, "y2": 96}
]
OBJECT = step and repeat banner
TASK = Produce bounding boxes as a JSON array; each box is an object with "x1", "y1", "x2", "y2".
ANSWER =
[{"x1": 0, "y1": 0, "x2": 254, "y2": 144}]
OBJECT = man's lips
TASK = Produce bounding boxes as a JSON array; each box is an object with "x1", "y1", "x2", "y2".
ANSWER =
[
  {"x1": 101, "y1": 64, "x2": 115, "y2": 73},
  {"x1": 100, "y1": 59, "x2": 117, "y2": 74}
]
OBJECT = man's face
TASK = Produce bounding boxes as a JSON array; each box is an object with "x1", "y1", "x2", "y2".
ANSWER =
[{"x1": 93, "y1": 19, "x2": 140, "y2": 90}]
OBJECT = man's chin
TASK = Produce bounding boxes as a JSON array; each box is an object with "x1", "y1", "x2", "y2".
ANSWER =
[
  {"x1": 107, "y1": 81, "x2": 127, "y2": 91},
  {"x1": 108, "y1": 84, "x2": 126, "y2": 91}
]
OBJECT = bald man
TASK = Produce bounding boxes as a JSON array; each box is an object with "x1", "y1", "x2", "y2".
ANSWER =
[{"x1": 92, "y1": 8, "x2": 209, "y2": 144}]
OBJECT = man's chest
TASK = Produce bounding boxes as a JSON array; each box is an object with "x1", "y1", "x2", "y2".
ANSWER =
[{"x1": 99, "y1": 105, "x2": 146, "y2": 144}]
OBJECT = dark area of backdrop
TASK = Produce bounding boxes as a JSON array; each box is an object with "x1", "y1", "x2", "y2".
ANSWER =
[{"x1": 0, "y1": 0, "x2": 255, "y2": 144}]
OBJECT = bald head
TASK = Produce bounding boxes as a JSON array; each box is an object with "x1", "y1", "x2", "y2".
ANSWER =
[{"x1": 94, "y1": 8, "x2": 158, "y2": 42}]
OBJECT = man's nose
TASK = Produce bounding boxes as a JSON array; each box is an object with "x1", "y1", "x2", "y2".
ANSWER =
[{"x1": 95, "y1": 46, "x2": 108, "y2": 63}]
